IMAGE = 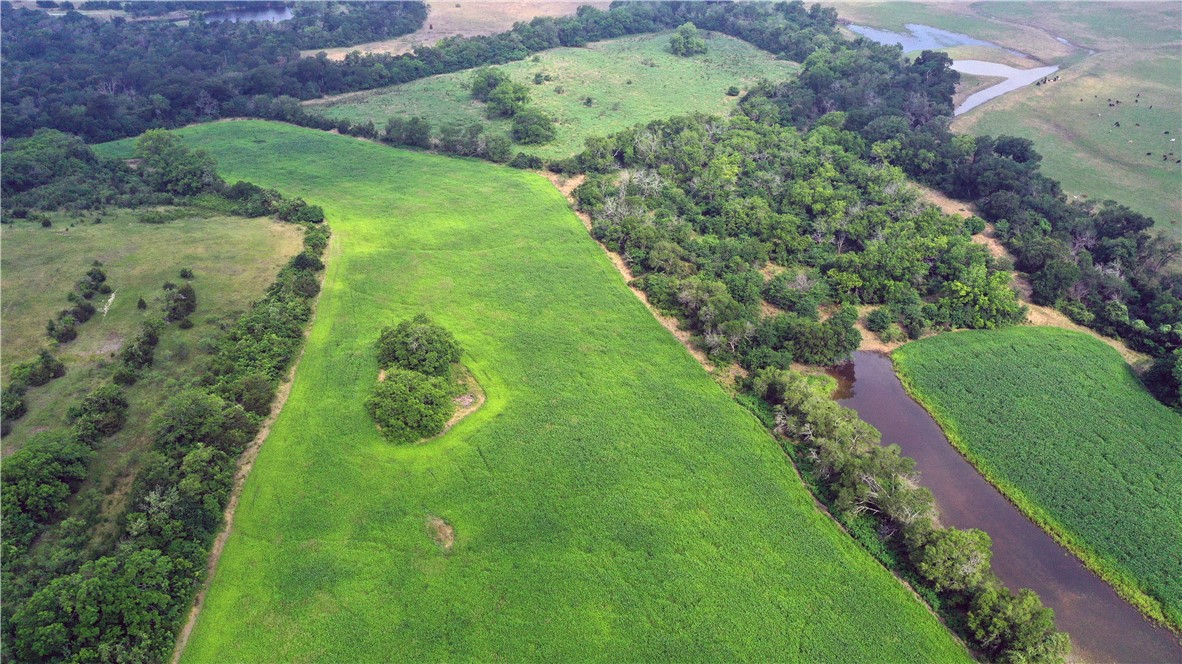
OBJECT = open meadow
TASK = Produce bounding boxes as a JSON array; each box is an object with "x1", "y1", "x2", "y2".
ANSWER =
[
  {"x1": 1, "y1": 209, "x2": 302, "y2": 541},
  {"x1": 894, "y1": 326, "x2": 1182, "y2": 629},
  {"x1": 99, "y1": 121, "x2": 968, "y2": 662},
  {"x1": 306, "y1": 31, "x2": 799, "y2": 160}
]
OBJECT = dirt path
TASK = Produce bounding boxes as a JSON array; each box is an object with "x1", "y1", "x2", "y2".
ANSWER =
[{"x1": 170, "y1": 234, "x2": 337, "y2": 664}]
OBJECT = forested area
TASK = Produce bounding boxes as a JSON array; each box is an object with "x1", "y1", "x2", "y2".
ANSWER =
[
  {"x1": 571, "y1": 114, "x2": 1021, "y2": 368},
  {"x1": 0, "y1": 131, "x2": 330, "y2": 661},
  {"x1": 735, "y1": 38, "x2": 1182, "y2": 405},
  {"x1": 1, "y1": 1, "x2": 428, "y2": 141}
]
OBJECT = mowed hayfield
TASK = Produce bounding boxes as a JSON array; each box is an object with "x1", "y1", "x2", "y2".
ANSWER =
[
  {"x1": 894, "y1": 327, "x2": 1182, "y2": 629},
  {"x1": 1, "y1": 210, "x2": 302, "y2": 538},
  {"x1": 306, "y1": 31, "x2": 798, "y2": 160},
  {"x1": 299, "y1": 1, "x2": 611, "y2": 60},
  {"x1": 100, "y1": 121, "x2": 968, "y2": 662}
]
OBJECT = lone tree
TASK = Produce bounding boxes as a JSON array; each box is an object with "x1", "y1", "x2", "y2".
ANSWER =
[
  {"x1": 511, "y1": 108, "x2": 557, "y2": 145},
  {"x1": 485, "y1": 81, "x2": 531, "y2": 118},
  {"x1": 366, "y1": 369, "x2": 455, "y2": 443},
  {"x1": 376, "y1": 314, "x2": 462, "y2": 377},
  {"x1": 468, "y1": 66, "x2": 510, "y2": 102},
  {"x1": 669, "y1": 22, "x2": 707, "y2": 57}
]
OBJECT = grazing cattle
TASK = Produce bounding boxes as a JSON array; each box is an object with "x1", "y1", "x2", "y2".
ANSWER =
[{"x1": 1115, "y1": 122, "x2": 1120, "y2": 127}]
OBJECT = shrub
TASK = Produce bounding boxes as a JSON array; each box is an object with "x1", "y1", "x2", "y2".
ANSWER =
[
  {"x1": 669, "y1": 22, "x2": 707, "y2": 56},
  {"x1": 365, "y1": 369, "x2": 455, "y2": 443},
  {"x1": 469, "y1": 66, "x2": 510, "y2": 102},
  {"x1": 164, "y1": 283, "x2": 197, "y2": 321},
  {"x1": 511, "y1": 108, "x2": 557, "y2": 145},
  {"x1": 137, "y1": 297, "x2": 148, "y2": 310},
  {"x1": 865, "y1": 307, "x2": 894, "y2": 333},
  {"x1": 485, "y1": 81, "x2": 531, "y2": 118},
  {"x1": 376, "y1": 314, "x2": 463, "y2": 377},
  {"x1": 726, "y1": 86, "x2": 740, "y2": 96},
  {"x1": 965, "y1": 216, "x2": 987, "y2": 235},
  {"x1": 177, "y1": 317, "x2": 194, "y2": 329},
  {"x1": 179, "y1": 267, "x2": 194, "y2": 279}
]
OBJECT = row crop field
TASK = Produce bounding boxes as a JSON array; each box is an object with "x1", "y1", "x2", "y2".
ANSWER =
[
  {"x1": 894, "y1": 327, "x2": 1182, "y2": 629},
  {"x1": 98, "y1": 121, "x2": 968, "y2": 662},
  {"x1": 305, "y1": 31, "x2": 798, "y2": 160}
]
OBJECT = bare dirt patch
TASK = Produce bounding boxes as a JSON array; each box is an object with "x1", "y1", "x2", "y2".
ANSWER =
[
  {"x1": 301, "y1": 1, "x2": 611, "y2": 61},
  {"x1": 427, "y1": 515, "x2": 455, "y2": 551}
]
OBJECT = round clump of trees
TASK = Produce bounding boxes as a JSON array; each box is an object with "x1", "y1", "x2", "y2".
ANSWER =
[{"x1": 368, "y1": 314, "x2": 464, "y2": 443}]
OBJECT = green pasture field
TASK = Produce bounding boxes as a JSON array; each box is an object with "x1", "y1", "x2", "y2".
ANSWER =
[
  {"x1": 0, "y1": 209, "x2": 302, "y2": 538},
  {"x1": 305, "y1": 31, "x2": 798, "y2": 160},
  {"x1": 830, "y1": 1, "x2": 1182, "y2": 234},
  {"x1": 100, "y1": 121, "x2": 968, "y2": 662},
  {"x1": 954, "y1": 47, "x2": 1182, "y2": 233},
  {"x1": 894, "y1": 327, "x2": 1182, "y2": 629}
]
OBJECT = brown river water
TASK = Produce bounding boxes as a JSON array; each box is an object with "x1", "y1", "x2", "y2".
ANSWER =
[{"x1": 828, "y1": 351, "x2": 1182, "y2": 663}]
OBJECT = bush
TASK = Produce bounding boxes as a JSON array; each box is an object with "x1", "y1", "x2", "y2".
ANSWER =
[
  {"x1": 485, "y1": 81, "x2": 531, "y2": 118},
  {"x1": 164, "y1": 283, "x2": 197, "y2": 321},
  {"x1": 965, "y1": 216, "x2": 987, "y2": 235},
  {"x1": 469, "y1": 66, "x2": 510, "y2": 102},
  {"x1": 179, "y1": 267, "x2": 194, "y2": 279},
  {"x1": 376, "y1": 314, "x2": 463, "y2": 377},
  {"x1": 365, "y1": 369, "x2": 455, "y2": 443},
  {"x1": 10, "y1": 350, "x2": 66, "y2": 388},
  {"x1": 511, "y1": 108, "x2": 557, "y2": 145},
  {"x1": 865, "y1": 307, "x2": 894, "y2": 333},
  {"x1": 137, "y1": 297, "x2": 148, "y2": 310},
  {"x1": 726, "y1": 86, "x2": 740, "y2": 96},
  {"x1": 178, "y1": 317, "x2": 194, "y2": 329}
]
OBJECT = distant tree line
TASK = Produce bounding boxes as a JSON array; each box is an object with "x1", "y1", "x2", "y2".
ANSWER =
[
  {"x1": 735, "y1": 39, "x2": 1181, "y2": 407},
  {"x1": 570, "y1": 114, "x2": 1022, "y2": 368},
  {"x1": 750, "y1": 368, "x2": 1070, "y2": 663},
  {"x1": 0, "y1": 1, "x2": 428, "y2": 141},
  {"x1": 0, "y1": 1, "x2": 836, "y2": 143}
]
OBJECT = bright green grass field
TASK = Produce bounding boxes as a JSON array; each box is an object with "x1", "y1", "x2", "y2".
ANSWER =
[
  {"x1": 894, "y1": 327, "x2": 1182, "y2": 628},
  {"x1": 100, "y1": 121, "x2": 967, "y2": 662},
  {"x1": 306, "y1": 31, "x2": 798, "y2": 160},
  {"x1": 1, "y1": 210, "x2": 302, "y2": 539}
]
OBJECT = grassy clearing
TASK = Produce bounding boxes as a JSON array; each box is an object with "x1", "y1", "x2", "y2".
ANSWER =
[
  {"x1": 894, "y1": 327, "x2": 1182, "y2": 629},
  {"x1": 0, "y1": 209, "x2": 302, "y2": 539},
  {"x1": 98, "y1": 121, "x2": 968, "y2": 662},
  {"x1": 306, "y1": 31, "x2": 798, "y2": 160}
]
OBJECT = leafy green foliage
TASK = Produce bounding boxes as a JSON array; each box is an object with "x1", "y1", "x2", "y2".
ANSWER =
[
  {"x1": 468, "y1": 67, "x2": 511, "y2": 102},
  {"x1": 375, "y1": 314, "x2": 462, "y2": 377},
  {"x1": 485, "y1": 81, "x2": 531, "y2": 119},
  {"x1": 511, "y1": 108, "x2": 557, "y2": 145},
  {"x1": 668, "y1": 22, "x2": 707, "y2": 56},
  {"x1": 896, "y1": 327, "x2": 1182, "y2": 628},
  {"x1": 365, "y1": 369, "x2": 455, "y2": 443}
]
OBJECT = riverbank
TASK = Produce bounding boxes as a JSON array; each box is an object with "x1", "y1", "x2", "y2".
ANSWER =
[{"x1": 837, "y1": 350, "x2": 1182, "y2": 660}]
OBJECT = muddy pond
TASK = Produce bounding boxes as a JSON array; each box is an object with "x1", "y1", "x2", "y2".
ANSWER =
[{"x1": 828, "y1": 351, "x2": 1182, "y2": 663}]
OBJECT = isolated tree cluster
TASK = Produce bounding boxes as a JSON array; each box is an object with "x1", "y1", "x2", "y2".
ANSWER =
[{"x1": 368, "y1": 315, "x2": 464, "y2": 443}]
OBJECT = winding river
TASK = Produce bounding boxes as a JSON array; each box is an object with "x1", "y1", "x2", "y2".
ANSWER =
[
  {"x1": 829, "y1": 352, "x2": 1182, "y2": 663},
  {"x1": 848, "y1": 23, "x2": 1060, "y2": 115}
]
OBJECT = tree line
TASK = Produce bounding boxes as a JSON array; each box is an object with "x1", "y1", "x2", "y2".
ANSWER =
[
  {"x1": 750, "y1": 368, "x2": 1070, "y2": 663},
  {"x1": 1, "y1": 131, "x2": 331, "y2": 662}
]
